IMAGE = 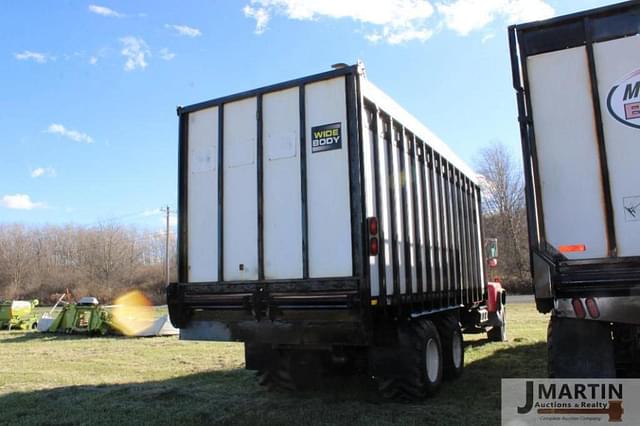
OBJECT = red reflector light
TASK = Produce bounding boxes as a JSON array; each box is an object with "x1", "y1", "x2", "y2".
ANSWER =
[
  {"x1": 368, "y1": 217, "x2": 378, "y2": 235},
  {"x1": 559, "y1": 244, "x2": 586, "y2": 253},
  {"x1": 572, "y1": 298, "x2": 586, "y2": 319},
  {"x1": 585, "y1": 297, "x2": 600, "y2": 319},
  {"x1": 369, "y1": 237, "x2": 379, "y2": 256}
]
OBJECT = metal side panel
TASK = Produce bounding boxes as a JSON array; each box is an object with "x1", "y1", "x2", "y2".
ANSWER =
[
  {"x1": 362, "y1": 108, "x2": 380, "y2": 297},
  {"x1": 403, "y1": 132, "x2": 418, "y2": 294},
  {"x1": 187, "y1": 107, "x2": 219, "y2": 282},
  {"x1": 376, "y1": 113, "x2": 394, "y2": 298},
  {"x1": 391, "y1": 128, "x2": 407, "y2": 295},
  {"x1": 262, "y1": 87, "x2": 303, "y2": 279},
  {"x1": 223, "y1": 97, "x2": 258, "y2": 280},
  {"x1": 527, "y1": 46, "x2": 608, "y2": 259},
  {"x1": 305, "y1": 77, "x2": 353, "y2": 278},
  {"x1": 415, "y1": 147, "x2": 428, "y2": 293},
  {"x1": 594, "y1": 36, "x2": 640, "y2": 257}
]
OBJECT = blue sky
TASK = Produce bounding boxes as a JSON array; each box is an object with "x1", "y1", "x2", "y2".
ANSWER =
[{"x1": 0, "y1": 0, "x2": 616, "y2": 229}]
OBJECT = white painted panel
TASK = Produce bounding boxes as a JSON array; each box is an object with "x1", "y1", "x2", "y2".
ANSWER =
[
  {"x1": 363, "y1": 111, "x2": 379, "y2": 297},
  {"x1": 360, "y1": 79, "x2": 478, "y2": 184},
  {"x1": 187, "y1": 107, "x2": 218, "y2": 282},
  {"x1": 377, "y1": 114, "x2": 394, "y2": 296},
  {"x1": 305, "y1": 77, "x2": 353, "y2": 278},
  {"x1": 415, "y1": 155, "x2": 428, "y2": 293},
  {"x1": 424, "y1": 163, "x2": 435, "y2": 292},
  {"x1": 391, "y1": 134, "x2": 407, "y2": 294},
  {"x1": 594, "y1": 36, "x2": 640, "y2": 257},
  {"x1": 404, "y1": 142, "x2": 417, "y2": 294},
  {"x1": 223, "y1": 97, "x2": 258, "y2": 280},
  {"x1": 263, "y1": 88, "x2": 303, "y2": 279},
  {"x1": 527, "y1": 47, "x2": 608, "y2": 259}
]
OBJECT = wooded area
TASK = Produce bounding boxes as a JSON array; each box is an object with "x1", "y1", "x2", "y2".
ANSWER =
[{"x1": 0, "y1": 223, "x2": 175, "y2": 304}]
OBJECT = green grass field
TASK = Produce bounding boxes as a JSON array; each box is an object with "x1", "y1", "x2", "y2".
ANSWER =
[{"x1": 1, "y1": 303, "x2": 548, "y2": 426}]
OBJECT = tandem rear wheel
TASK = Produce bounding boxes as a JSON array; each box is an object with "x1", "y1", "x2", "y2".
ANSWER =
[
  {"x1": 374, "y1": 314, "x2": 464, "y2": 400},
  {"x1": 249, "y1": 315, "x2": 465, "y2": 400}
]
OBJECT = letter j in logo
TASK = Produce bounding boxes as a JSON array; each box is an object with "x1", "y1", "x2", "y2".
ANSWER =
[{"x1": 517, "y1": 380, "x2": 534, "y2": 414}]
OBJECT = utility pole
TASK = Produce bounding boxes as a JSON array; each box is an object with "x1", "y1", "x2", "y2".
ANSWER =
[{"x1": 165, "y1": 206, "x2": 170, "y2": 286}]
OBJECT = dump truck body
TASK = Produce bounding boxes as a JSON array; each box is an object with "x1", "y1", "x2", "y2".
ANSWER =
[
  {"x1": 510, "y1": 1, "x2": 640, "y2": 376},
  {"x1": 168, "y1": 63, "x2": 504, "y2": 397}
]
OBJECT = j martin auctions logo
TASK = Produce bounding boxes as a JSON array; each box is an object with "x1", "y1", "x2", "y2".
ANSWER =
[
  {"x1": 607, "y1": 68, "x2": 640, "y2": 130},
  {"x1": 517, "y1": 380, "x2": 624, "y2": 422},
  {"x1": 501, "y1": 379, "x2": 639, "y2": 425}
]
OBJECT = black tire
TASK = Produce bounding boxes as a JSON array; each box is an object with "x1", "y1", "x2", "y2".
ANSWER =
[
  {"x1": 256, "y1": 350, "x2": 297, "y2": 391},
  {"x1": 440, "y1": 317, "x2": 464, "y2": 380},
  {"x1": 548, "y1": 315, "x2": 615, "y2": 378},
  {"x1": 378, "y1": 319, "x2": 443, "y2": 400},
  {"x1": 488, "y1": 305, "x2": 507, "y2": 342},
  {"x1": 257, "y1": 349, "x2": 323, "y2": 391}
]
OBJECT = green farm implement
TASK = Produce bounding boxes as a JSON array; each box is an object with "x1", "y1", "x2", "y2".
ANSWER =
[
  {"x1": 44, "y1": 297, "x2": 114, "y2": 335},
  {"x1": 0, "y1": 299, "x2": 39, "y2": 330}
]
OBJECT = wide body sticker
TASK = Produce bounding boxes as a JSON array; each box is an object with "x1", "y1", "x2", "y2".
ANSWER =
[{"x1": 311, "y1": 122, "x2": 342, "y2": 153}]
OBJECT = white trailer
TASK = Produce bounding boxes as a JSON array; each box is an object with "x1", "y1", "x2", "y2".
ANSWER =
[
  {"x1": 510, "y1": 0, "x2": 640, "y2": 377},
  {"x1": 168, "y1": 63, "x2": 506, "y2": 398}
]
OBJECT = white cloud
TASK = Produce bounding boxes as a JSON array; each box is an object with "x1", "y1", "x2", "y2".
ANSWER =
[
  {"x1": 159, "y1": 48, "x2": 175, "y2": 61},
  {"x1": 165, "y1": 24, "x2": 202, "y2": 37},
  {"x1": 1, "y1": 194, "x2": 46, "y2": 210},
  {"x1": 242, "y1": 0, "x2": 553, "y2": 43},
  {"x1": 242, "y1": 0, "x2": 435, "y2": 43},
  {"x1": 31, "y1": 167, "x2": 57, "y2": 178},
  {"x1": 14, "y1": 50, "x2": 51, "y2": 63},
  {"x1": 88, "y1": 4, "x2": 122, "y2": 17},
  {"x1": 89, "y1": 56, "x2": 98, "y2": 65},
  {"x1": 46, "y1": 123, "x2": 94, "y2": 144},
  {"x1": 120, "y1": 36, "x2": 150, "y2": 71},
  {"x1": 436, "y1": 0, "x2": 554, "y2": 36},
  {"x1": 243, "y1": 6, "x2": 271, "y2": 34},
  {"x1": 481, "y1": 33, "x2": 496, "y2": 43}
]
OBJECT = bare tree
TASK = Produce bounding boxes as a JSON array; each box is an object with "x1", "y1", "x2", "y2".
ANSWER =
[
  {"x1": 476, "y1": 141, "x2": 530, "y2": 289},
  {"x1": 0, "y1": 223, "x2": 176, "y2": 304}
]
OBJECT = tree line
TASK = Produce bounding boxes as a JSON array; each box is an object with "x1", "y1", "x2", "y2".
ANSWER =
[{"x1": 0, "y1": 223, "x2": 175, "y2": 304}]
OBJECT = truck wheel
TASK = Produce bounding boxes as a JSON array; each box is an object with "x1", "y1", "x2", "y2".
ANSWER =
[
  {"x1": 257, "y1": 351, "x2": 296, "y2": 391},
  {"x1": 418, "y1": 320, "x2": 443, "y2": 396},
  {"x1": 548, "y1": 316, "x2": 615, "y2": 378},
  {"x1": 257, "y1": 349, "x2": 323, "y2": 391},
  {"x1": 488, "y1": 305, "x2": 507, "y2": 342},
  {"x1": 378, "y1": 319, "x2": 443, "y2": 400},
  {"x1": 440, "y1": 317, "x2": 464, "y2": 380}
]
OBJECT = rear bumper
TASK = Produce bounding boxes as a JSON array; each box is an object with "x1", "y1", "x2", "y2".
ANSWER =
[
  {"x1": 555, "y1": 296, "x2": 640, "y2": 325},
  {"x1": 167, "y1": 279, "x2": 368, "y2": 346},
  {"x1": 551, "y1": 260, "x2": 640, "y2": 324}
]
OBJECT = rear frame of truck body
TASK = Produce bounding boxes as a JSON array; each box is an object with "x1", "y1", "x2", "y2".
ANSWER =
[
  {"x1": 167, "y1": 64, "x2": 491, "y2": 351},
  {"x1": 509, "y1": 1, "x2": 640, "y2": 326}
]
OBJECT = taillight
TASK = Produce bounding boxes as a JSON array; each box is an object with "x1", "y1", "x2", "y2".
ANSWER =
[
  {"x1": 572, "y1": 298, "x2": 586, "y2": 319},
  {"x1": 367, "y1": 217, "x2": 379, "y2": 256},
  {"x1": 369, "y1": 237, "x2": 379, "y2": 256},
  {"x1": 585, "y1": 297, "x2": 600, "y2": 319},
  {"x1": 559, "y1": 244, "x2": 586, "y2": 253},
  {"x1": 368, "y1": 217, "x2": 378, "y2": 235}
]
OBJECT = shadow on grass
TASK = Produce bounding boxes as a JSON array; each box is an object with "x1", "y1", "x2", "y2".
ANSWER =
[{"x1": 1, "y1": 341, "x2": 546, "y2": 426}]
